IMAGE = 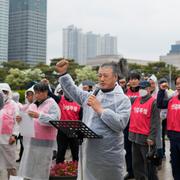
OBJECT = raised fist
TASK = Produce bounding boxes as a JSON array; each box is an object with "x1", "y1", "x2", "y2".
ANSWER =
[
  {"x1": 55, "y1": 59, "x2": 69, "y2": 75},
  {"x1": 160, "y1": 82, "x2": 168, "y2": 90}
]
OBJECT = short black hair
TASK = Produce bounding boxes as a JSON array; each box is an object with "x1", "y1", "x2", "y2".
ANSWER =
[
  {"x1": 128, "y1": 72, "x2": 141, "y2": 80},
  {"x1": 33, "y1": 83, "x2": 49, "y2": 92},
  {"x1": 100, "y1": 62, "x2": 119, "y2": 75},
  {"x1": 159, "y1": 78, "x2": 168, "y2": 85}
]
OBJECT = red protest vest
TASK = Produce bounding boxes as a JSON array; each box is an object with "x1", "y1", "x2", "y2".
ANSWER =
[
  {"x1": 129, "y1": 96, "x2": 155, "y2": 135},
  {"x1": 58, "y1": 96, "x2": 80, "y2": 121},
  {"x1": 167, "y1": 96, "x2": 180, "y2": 132},
  {"x1": 126, "y1": 88, "x2": 140, "y2": 98}
]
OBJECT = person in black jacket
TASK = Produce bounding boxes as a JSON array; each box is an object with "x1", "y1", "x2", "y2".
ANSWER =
[
  {"x1": 157, "y1": 76, "x2": 180, "y2": 180},
  {"x1": 124, "y1": 72, "x2": 140, "y2": 180}
]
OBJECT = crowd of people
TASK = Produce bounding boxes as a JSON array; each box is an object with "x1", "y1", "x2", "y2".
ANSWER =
[{"x1": 0, "y1": 59, "x2": 179, "y2": 180}]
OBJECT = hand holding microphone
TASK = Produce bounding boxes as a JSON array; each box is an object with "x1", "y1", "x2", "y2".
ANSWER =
[
  {"x1": 87, "y1": 88, "x2": 104, "y2": 113},
  {"x1": 87, "y1": 88, "x2": 100, "y2": 106}
]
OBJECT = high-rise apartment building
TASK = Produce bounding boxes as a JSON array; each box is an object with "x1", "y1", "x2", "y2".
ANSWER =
[
  {"x1": 63, "y1": 25, "x2": 87, "y2": 65},
  {"x1": 63, "y1": 25, "x2": 117, "y2": 65},
  {"x1": 160, "y1": 41, "x2": 180, "y2": 68},
  {"x1": 8, "y1": 0, "x2": 47, "y2": 65},
  {"x1": 86, "y1": 32, "x2": 98, "y2": 59},
  {"x1": 101, "y1": 34, "x2": 117, "y2": 55},
  {"x1": 0, "y1": 0, "x2": 9, "y2": 63}
]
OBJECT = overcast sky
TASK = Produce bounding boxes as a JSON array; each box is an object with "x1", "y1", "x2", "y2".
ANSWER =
[{"x1": 47, "y1": 0, "x2": 180, "y2": 63}]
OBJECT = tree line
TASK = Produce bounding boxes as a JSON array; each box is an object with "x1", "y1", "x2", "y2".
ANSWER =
[{"x1": 1, "y1": 58, "x2": 179, "y2": 92}]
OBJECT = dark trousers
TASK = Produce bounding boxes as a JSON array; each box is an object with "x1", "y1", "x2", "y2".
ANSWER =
[
  {"x1": 16, "y1": 134, "x2": 24, "y2": 161},
  {"x1": 56, "y1": 130, "x2": 79, "y2": 164},
  {"x1": 170, "y1": 140, "x2": 180, "y2": 180},
  {"x1": 162, "y1": 119, "x2": 167, "y2": 156},
  {"x1": 132, "y1": 142, "x2": 158, "y2": 180},
  {"x1": 124, "y1": 125, "x2": 134, "y2": 176}
]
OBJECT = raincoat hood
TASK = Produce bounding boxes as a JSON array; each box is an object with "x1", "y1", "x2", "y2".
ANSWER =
[
  {"x1": 25, "y1": 86, "x2": 35, "y2": 104},
  {"x1": 148, "y1": 74, "x2": 159, "y2": 96},
  {"x1": 0, "y1": 83, "x2": 11, "y2": 92},
  {"x1": 0, "y1": 83, "x2": 12, "y2": 101},
  {"x1": 12, "y1": 92, "x2": 20, "y2": 103}
]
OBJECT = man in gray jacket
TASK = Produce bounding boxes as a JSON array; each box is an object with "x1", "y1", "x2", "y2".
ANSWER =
[{"x1": 55, "y1": 59, "x2": 131, "y2": 180}]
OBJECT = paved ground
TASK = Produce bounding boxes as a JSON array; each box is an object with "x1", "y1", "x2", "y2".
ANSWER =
[
  {"x1": 0, "y1": 140, "x2": 174, "y2": 180},
  {"x1": 158, "y1": 140, "x2": 173, "y2": 180}
]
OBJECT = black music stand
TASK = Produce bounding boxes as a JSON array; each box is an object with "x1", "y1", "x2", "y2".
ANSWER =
[
  {"x1": 49, "y1": 120, "x2": 103, "y2": 144},
  {"x1": 50, "y1": 120, "x2": 103, "y2": 180}
]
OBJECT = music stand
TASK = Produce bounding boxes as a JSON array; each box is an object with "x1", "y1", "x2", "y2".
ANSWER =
[{"x1": 50, "y1": 120, "x2": 103, "y2": 180}]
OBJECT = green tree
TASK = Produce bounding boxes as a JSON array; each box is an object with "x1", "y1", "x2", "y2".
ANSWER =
[
  {"x1": 75, "y1": 66, "x2": 98, "y2": 85},
  {"x1": 33, "y1": 63, "x2": 56, "y2": 85},
  {"x1": 128, "y1": 61, "x2": 179, "y2": 83},
  {"x1": 50, "y1": 58, "x2": 84, "y2": 80},
  {"x1": 2, "y1": 60, "x2": 30, "y2": 70},
  {"x1": 5, "y1": 68, "x2": 45, "y2": 90},
  {"x1": 0, "y1": 68, "x2": 7, "y2": 82}
]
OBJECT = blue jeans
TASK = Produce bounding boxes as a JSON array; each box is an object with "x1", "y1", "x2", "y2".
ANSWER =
[{"x1": 170, "y1": 140, "x2": 180, "y2": 180}]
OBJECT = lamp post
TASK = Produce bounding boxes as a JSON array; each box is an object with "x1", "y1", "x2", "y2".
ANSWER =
[{"x1": 169, "y1": 64, "x2": 172, "y2": 89}]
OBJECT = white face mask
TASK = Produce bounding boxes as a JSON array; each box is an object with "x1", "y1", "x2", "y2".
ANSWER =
[{"x1": 139, "y1": 89, "x2": 148, "y2": 97}]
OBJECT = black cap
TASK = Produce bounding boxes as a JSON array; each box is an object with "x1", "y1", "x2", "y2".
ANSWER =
[
  {"x1": 139, "y1": 80, "x2": 151, "y2": 89},
  {"x1": 159, "y1": 78, "x2": 168, "y2": 84},
  {"x1": 82, "y1": 80, "x2": 95, "y2": 86}
]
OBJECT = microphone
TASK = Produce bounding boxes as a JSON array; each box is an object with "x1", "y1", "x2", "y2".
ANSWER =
[
  {"x1": 87, "y1": 88, "x2": 100, "y2": 106},
  {"x1": 92, "y1": 87, "x2": 100, "y2": 96}
]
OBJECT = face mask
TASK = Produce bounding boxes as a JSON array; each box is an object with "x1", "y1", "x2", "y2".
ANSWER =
[{"x1": 139, "y1": 89, "x2": 148, "y2": 97}]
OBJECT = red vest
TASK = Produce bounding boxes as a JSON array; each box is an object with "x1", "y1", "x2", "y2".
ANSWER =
[
  {"x1": 167, "y1": 96, "x2": 180, "y2": 132},
  {"x1": 126, "y1": 88, "x2": 140, "y2": 98},
  {"x1": 58, "y1": 96, "x2": 80, "y2": 121},
  {"x1": 129, "y1": 97, "x2": 155, "y2": 135}
]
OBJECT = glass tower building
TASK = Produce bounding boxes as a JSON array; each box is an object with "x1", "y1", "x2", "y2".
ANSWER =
[
  {"x1": 8, "y1": 0, "x2": 47, "y2": 65},
  {"x1": 0, "y1": 0, "x2": 9, "y2": 63},
  {"x1": 63, "y1": 25, "x2": 117, "y2": 65}
]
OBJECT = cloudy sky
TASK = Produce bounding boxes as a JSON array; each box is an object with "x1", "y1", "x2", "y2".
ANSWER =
[{"x1": 47, "y1": 0, "x2": 180, "y2": 62}]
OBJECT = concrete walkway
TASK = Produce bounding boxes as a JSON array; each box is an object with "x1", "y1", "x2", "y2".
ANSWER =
[
  {"x1": 0, "y1": 140, "x2": 174, "y2": 180},
  {"x1": 158, "y1": 140, "x2": 173, "y2": 180}
]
